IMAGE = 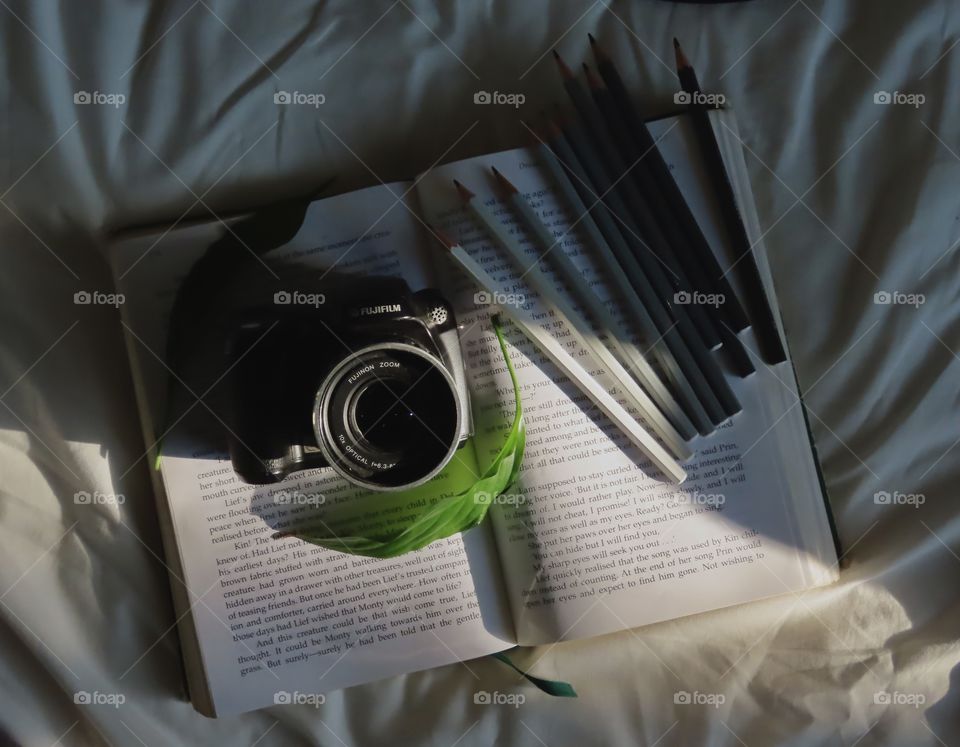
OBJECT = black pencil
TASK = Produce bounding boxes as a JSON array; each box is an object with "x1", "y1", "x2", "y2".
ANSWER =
[
  {"x1": 588, "y1": 33, "x2": 751, "y2": 335},
  {"x1": 717, "y1": 321, "x2": 755, "y2": 377},
  {"x1": 673, "y1": 37, "x2": 787, "y2": 365},
  {"x1": 552, "y1": 112, "x2": 740, "y2": 422},
  {"x1": 552, "y1": 51, "x2": 722, "y2": 353}
]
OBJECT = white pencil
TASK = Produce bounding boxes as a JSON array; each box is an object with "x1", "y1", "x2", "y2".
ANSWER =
[
  {"x1": 433, "y1": 220, "x2": 686, "y2": 484},
  {"x1": 456, "y1": 179, "x2": 691, "y2": 462},
  {"x1": 491, "y1": 166, "x2": 696, "y2": 443}
]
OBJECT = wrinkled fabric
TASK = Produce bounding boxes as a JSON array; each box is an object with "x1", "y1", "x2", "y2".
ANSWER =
[{"x1": 0, "y1": 1, "x2": 958, "y2": 744}]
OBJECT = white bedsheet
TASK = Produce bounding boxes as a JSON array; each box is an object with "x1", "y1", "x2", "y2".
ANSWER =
[{"x1": 1, "y1": 1, "x2": 959, "y2": 744}]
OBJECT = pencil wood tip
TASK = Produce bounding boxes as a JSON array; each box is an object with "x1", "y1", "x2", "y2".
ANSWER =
[
  {"x1": 491, "y1": 166, "x2": 518, "y2": 194},
  {"x1": 427, "y1": 223, "x2": 458, "y2": 250},
  {"x1": 453, "y1": 179, "x2": 475, "y2": 202},
  {"x1": 552, "y1": 49, "x2": 574, "y2": 79},
  {"x1": 588, "y1": 32, "x2": 609, "y2": 63},
  {"x1": 583, "y1": 62, "x2": 602, "y2": 89},
  {"x1": 673, "y1": 38, "x2": 691, "y2": 70}
]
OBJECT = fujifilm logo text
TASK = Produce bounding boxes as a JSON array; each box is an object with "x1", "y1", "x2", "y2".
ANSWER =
[{"x1": 355, "y1": 304, "x2": 402, "y2": 316}]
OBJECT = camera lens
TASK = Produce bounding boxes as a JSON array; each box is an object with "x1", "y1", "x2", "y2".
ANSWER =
[
  {"x1": 352, "y1": 381, "x2": 415, "y2": 452},
  {"x1": 313, "y1": 343, "x2": 462, "y2": 491}
]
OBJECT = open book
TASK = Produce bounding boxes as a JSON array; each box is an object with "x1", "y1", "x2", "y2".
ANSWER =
[{"x1": 108, "y1": 110, "x2": 839, "y2": 717}]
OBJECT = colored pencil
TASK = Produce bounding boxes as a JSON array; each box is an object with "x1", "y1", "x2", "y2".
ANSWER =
[
  {"x1": 434, "y1": 226, "x2": 687, "y2": 483},
  {"x1": 490, "y1": 165, "x2": 698, "y2": 441},
  {"x1": 456, "y1": 178, "x2": 692, "y2": 460},
  {"x1": 673, "y1": 37, "x2": 787, "y2": 364}
]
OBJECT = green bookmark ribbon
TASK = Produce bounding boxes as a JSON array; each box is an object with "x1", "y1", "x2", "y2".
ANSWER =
[
  {"x1": 491, "y1": 650, "x2": 577, "y2": 697},
  {"x1": 284, "y1": 314, "x2": 525, "y2": 558}
]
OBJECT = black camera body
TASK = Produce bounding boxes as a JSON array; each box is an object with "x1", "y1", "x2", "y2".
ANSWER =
[{"x1": 226, "y1": 274, "x2": 472, "y2": 491}]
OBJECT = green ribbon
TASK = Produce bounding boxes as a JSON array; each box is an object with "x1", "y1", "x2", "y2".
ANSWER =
[
  {"x1": 491, "y1": 651, "x2": 578, "y2": 697},
  {"x1": 285, "y1": 315, "x2": 525, "y2": 558}
]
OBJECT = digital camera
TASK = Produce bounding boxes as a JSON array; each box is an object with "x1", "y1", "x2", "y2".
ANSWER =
[{"x1": 226, "y1": 274, "x2": 472, "y2": 491}]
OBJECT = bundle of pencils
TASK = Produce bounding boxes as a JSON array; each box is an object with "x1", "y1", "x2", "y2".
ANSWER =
[{"x1": 437, "y1": 33, "x2": 789, "y2": 482}]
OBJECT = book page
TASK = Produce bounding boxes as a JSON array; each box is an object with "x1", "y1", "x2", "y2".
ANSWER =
[
  {"x1": 414, "y1": 124, "x2": 837, "y2": 645},
  {"x1": 110, "y1": 183, "x2": 514, "y2": 716}
]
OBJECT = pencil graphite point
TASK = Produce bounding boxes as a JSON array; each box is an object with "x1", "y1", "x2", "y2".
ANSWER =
[
  {"x1": 552, "y1": 49, "x2": 575, "y2": 80},
  {"x1": 673, "y1": 38, "x2": 691, "y2": 71},
  {"x1": 453, "y1": 179, "x2": 475, "y2": 202},
  {"x1": 587, "y1": 32, "x2": 609, "y2": 63},
  {"x1": 491, "y1": 166, "x2": 519, "y2": 194}
]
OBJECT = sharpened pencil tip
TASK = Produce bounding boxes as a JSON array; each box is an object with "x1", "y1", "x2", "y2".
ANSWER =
[
  {"x1": 673, "y1": 38, "x2": 691, "y2": 70},
  {"x1": 453, "y1": 179, "x2": 475, "y2": 202},
  {"x1": 552, "y1": 49, "x2": 574, "y2": 79},
  {"x1": 587, "y1": 32, "x2": 608, "y2": 63},
  {"x1": 491, "y1": 166, "x2": 519, "y2": 194},
  {"x1": 427, "y1": 222, "x2": 458, "y2": 250}
]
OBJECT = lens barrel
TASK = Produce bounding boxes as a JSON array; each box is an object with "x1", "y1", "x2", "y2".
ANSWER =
[{"x1": 312, "y1": 343, "x2": 462, "y2": 491}]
